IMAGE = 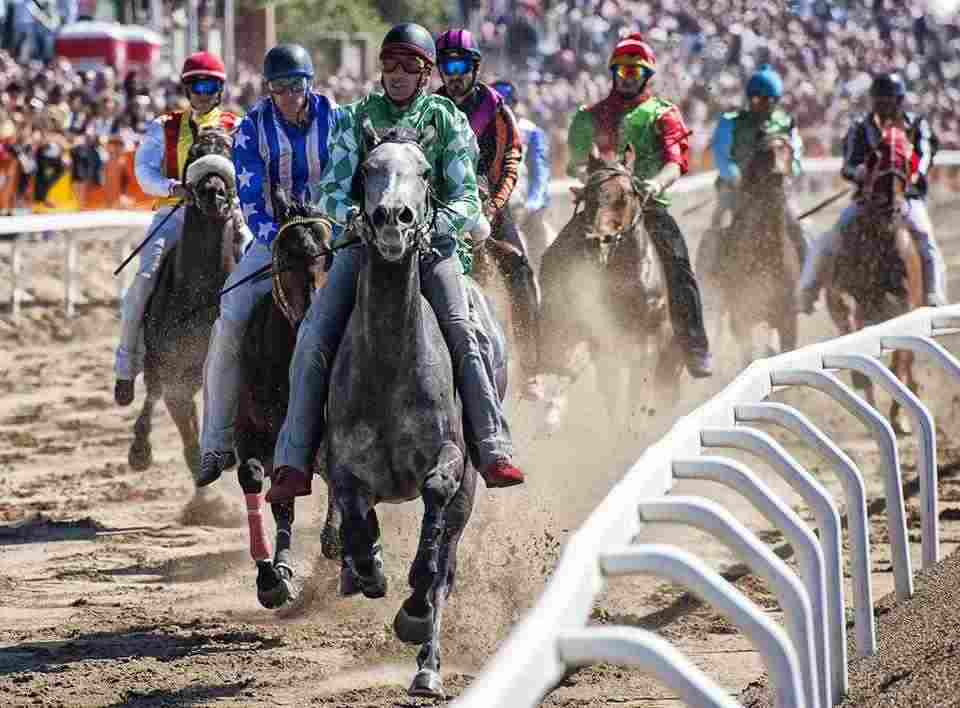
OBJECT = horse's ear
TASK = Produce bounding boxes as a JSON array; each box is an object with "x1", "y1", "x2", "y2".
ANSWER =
[
  {"x1": 622, "y1": 143, "x2": 636, "y2": 172},
  {"x1": 587, "y1": 143, "x2": 604, "y2": 172},
  {"x1": 570, "y1": 185, "x2": 584, "y2": 201},
  {"x1": 272, "y1": 187, "x2": 292, "y2": 225},
  {"x1": 361, "y1": 117, "x2": 379, "y2": 153}
]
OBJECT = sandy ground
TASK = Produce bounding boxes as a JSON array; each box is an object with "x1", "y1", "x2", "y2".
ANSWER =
[{"x1": 2, "y1": 192, "x2": 960, "y2": 707}]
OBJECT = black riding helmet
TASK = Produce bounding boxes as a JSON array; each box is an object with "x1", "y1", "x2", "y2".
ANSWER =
[
  {"x1": 264, "y1": 44, "x2": 315, "y2": 82},
  {"x1": 870, "y1": 72, "x2": 906, "y2": 99}
]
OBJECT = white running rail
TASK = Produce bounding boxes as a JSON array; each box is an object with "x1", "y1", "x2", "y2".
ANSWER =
[{"x1": 453, "y1": 306, "x2": 960, "y2": 708}]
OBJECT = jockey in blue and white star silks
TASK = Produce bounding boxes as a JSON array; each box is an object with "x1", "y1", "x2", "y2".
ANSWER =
[{"x1": 198, "y1": 43, "x2": 335, "y2": 485}]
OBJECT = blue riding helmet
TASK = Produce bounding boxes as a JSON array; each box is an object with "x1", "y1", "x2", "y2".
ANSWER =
[{"x1": 746, "y1": 64, "x2": 784, "y2": 99}]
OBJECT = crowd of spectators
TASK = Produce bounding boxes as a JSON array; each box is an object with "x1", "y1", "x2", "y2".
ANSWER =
[{"x1": 1, "y1": 0, "x2": 957, "y2": 212}]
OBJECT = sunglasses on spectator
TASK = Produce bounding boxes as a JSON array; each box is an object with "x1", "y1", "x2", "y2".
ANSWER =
[
  {"x1": 188, "y1": 78, "x2": 224, "y2": 96},
  {"x1": 267, "y1": 76, "x2": 309, "y2": 95},
  {"x1": 381, "y1": 56, "x2": 427, "y2": 74},
  {"x1": 439, "y1": 58, "x2": 473, "y2": 77},
  {"x1": 614, "y1": 64, "x2": 651, "y2": 81}
]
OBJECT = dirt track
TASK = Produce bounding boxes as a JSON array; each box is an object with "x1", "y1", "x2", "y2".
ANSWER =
[{"x1": 2, "y1": 193, "x2": 960, "y2": 707}]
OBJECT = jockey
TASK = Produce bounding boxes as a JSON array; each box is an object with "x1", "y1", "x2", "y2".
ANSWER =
[
  {"x1": 706, "y1": 64, "x2": 809, "y2": 273},
  {"x1": 434, "y1": 29, "x2": 541, "y2": 393},
  {"x1": 268, "y1": 23, "x2": 525, "y2": 502},
  {"x1": 114, "y1": 52, "x2": 243, "y2": 407},
  {"x1": 571, "y1": 34, "x2": 712, "y2": 378},
  {"x1": 492, "y1": 78, "x2": 552, "y2": 256},
  {"x1": 797, "y1": 71, "x2": 943, "y2": 312},
  {"x1": 197, "y1": 43, "x2": 336, "y2": 486}
]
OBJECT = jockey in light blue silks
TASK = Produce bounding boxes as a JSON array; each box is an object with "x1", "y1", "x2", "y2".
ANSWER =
[
  {"x1": 701, "y1": 64, "x2": 809, "y2": 276},
  {"x1": 197, "y1": 43, "x2": 336, "y2": 485},
  {"x1": 797, "y1": 71, "x2": 944, "y2": 312}
]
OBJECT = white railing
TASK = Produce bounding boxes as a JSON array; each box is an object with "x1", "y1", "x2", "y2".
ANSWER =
[
  {"x1": 4, "y1": 153, "x2": 958, "y2": 320},
  {"x1": 453, "y1": 306, "x2": 960, "y2": 708}
]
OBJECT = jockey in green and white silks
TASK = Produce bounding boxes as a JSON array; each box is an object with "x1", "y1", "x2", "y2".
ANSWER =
[
  {"x1": 797, "y1": 71, "x2": 944, "y2": 312},
  {"x1": 703, "y1": 64, "x2": 809, "y2": 275},
  {"x1": 268, "y1": 23, "x2": 525, "y2": 503}
]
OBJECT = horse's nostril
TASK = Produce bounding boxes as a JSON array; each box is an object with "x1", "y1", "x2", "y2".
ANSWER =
[
  {"x1": 398, "y1": 207, "x2": 415, "y2": 225},
  {"x1": 372, "y1": 206, "x2": 388, "y2": 228}
]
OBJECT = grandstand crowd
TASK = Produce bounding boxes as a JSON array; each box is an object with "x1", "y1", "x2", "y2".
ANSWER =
[{"x1": 1, "y1": 0, "x2": 957, "y2": 213}]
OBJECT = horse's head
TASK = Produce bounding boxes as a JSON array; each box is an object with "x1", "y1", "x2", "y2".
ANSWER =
[
  {"x1": 271, "y1": 188, "x2": 333, "y2": 326},
  {"x1": 862, "y1": 123, "x2": 914, "y2": 214},
  {"x1": 358, "y1": 119, "x2": 436, "y2": 263},
  {"x1": 571, "y1": 144, "x2": 645, "y2": 266},
  {"x1": 744, "y1": 131, "x2": 794, "y2": 184},
  {"x1": 184, "y1": 128, "x2": 236, "y2": 220}
]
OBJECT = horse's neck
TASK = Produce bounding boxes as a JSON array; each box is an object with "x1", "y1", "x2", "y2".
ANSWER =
[
  {"x1": 176, "y1": 208, "x2": 230, "y2": 290},
  {"x1": 356, "y1": 252, "x2": 425, "y2": 365}
]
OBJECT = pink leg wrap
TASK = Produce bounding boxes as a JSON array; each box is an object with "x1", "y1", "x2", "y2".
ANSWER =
[{"x1": 245, "y1": 493, "x2": 271, "y2": 561}]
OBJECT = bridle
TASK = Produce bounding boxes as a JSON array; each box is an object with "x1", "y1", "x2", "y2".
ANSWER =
[
  {"x1": 272, "y1": 215, "x2": 330, "y2": 326},
  {"x1": 574, "y1": 164, "x2": 651, "y2": 249}
]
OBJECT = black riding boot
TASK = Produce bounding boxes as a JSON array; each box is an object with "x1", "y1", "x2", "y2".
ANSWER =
[{"x1": 643, "y1": 205, "x2": 712, "y2": 378}]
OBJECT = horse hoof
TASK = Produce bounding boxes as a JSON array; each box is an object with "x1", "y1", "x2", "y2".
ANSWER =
[
  {"x1": 339, "y1": 563, "x2": 361, "y2": 597},
  {"x1": 321, "y1": 524, "x2": 342, "y2": 560},
  {"x1": 394, "y1": 602, "x2": 433, "y2": 645},
  {"x1": 256, "y1": 561, "x2": 295, "y2": 609},
  {"x1": 128, "y1": 440, "x2": 152, "y2": 471},
  {"x1": 408, "y1": 669, "x2": 444, "y2": 699}
]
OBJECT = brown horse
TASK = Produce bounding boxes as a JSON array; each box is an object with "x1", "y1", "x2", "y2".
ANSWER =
[
  {"x1": 698, "y1": 131, "x2": 800, "y2": 367},
  {"x1": 128, "y1": 129, "x2": 244, "y2": 478},
  {"x1": 233, "y1": 190, "x2": 338, "y2": 609},
  {"x1": 537, "y1": 145, "x2": 673, "y2": 432},
  {"x1": 826, "y1": 123, "x2": 923, "y2": 434}
]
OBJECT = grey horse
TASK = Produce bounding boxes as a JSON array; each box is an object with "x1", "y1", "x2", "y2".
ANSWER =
[{"x1": 326, "y1": 123, "x2": 505, "y2": 699}]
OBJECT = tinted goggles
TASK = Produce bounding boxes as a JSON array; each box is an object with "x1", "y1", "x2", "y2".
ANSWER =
[
  {"x1": 267, "y1": 76, "x2": 309, "y2": 95},
  {"x1": 439, "y1": 57, "x2": 473, "y2": 76},
  {"x1": 188, "y1": 78, "x2": 224, "y2": 96},
  {"x1": 380, "y1": 55, "x2": 427, "y2": 74},
  {"x1": 614, "y1": 64, "x2": 651, "y2": 81}
]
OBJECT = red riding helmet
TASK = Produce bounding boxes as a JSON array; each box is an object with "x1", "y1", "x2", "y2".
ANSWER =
[
  {"x1": 181, "y1": 52, "x2": 227, "y2": 83},
  {"x1": 609, "y1": 33, "x2": 656, "y2": 73}
]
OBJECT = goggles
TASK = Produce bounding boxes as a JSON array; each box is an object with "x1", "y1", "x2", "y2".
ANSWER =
[
  {"x1": 188, "y1": 78, "x2": 224, "y2": 96},
  {"x1": 380, "y1": 55, "x2": 427, "y2": 74},
  {"x1": 439, "y1": 57, "x2": 473, "y2": 77},
  {"x1": 492, "y1": 82, "x2": 515, "y2": 104},
  {"x1": 267, "y1": 76, "x2": 309, "y2": 95},
  {"x1": 613, "y1": 64, "x2": 651, "y2": 81}
]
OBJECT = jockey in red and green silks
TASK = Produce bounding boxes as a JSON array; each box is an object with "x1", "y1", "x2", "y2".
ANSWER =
[
  {"x1": 703, "y1": 63, "x2": 810, "y2": 276},
  {"x1": 566, "y1": 33, "x2": 713, "y2": 379}
]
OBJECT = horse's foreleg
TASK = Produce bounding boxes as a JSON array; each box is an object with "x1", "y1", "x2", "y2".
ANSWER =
[
  {"x1": 889, "y1": 350, "x2": 915, "y2": 436},
  {"x1": 320, "y1": 478, "x2": 342, "y2": 560},
  {"x1": 394, "y1": 442, "x2": 464, "y2": 647},
  {"x1": 337, "y1": 477, "x2": 385, "y2": 599},
  {"x1": 128, "y1": 389, "x2": 160, "y2": 470},
  {"x1": 164, "y1": 388, "x2": 201, "y2": 479}
]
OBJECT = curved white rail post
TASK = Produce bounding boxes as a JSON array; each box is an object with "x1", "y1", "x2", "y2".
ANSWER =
[
  {"x1": 600, "y1": 544, "x2": 805, "y2": 708},
  {"x1": 700, "y1": 427, "x2": 845, "y2": 705},
  {"x1": 822, "y1": 353, "x2": 939, "y2": 568},
  {"x1": 771, "y1": 369, "x2": 913, "y2": 600},
  {"x1": 672, "y1": 456, "x2": 834, "y2": 706},
  {"x1": 735, "y1": 402, "x2": 876, "y2": 658},
  {"x1": 557, "y1": 627, "x2": 743, "y2": 708},
  {"x1": 636, "y1": 497, "x2": 819, "y2": 708}
]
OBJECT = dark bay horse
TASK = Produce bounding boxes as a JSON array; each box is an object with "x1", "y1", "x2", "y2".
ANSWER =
[
  {"x1": 326, "y1": 123, "x2": 504, "y2": 699},
  {"x1": 698, "y1": 131, "x2": 800, "y2": 367},
  {"x1": 826, "y1": 123, "x2": 922, "y2": 434},
  {"x1": 128, "y1": 130, "x2": 244, "y2": 479},
  {"x1": 537, "y1": 145, "x2": 673, "y2": 432},
  {"x1": 232, "y1": 191, "x2": 339, "y2": 609}
]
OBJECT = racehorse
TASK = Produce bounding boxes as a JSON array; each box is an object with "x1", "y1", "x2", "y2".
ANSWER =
[
  {"x1": 325, "y1": 122, "x2": 505, "y2": 699},
  {"x1": 825, "y1": 124, "x2": 923, "y2": 434},
  {"x1": 232, "y1": 190, "x2": 339, "y2": 608},
  {"x1": 537, "y1": 145, "x2": 673, "y2": 431},
  {"x1": 128, "y1": 129, "x2": 244, "y2": 478},
  {"x1": 697, "y1": 130, "x2": 801, "y2": 367}
]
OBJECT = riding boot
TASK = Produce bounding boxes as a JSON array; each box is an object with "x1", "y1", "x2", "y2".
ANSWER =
[{"x1": 267, "y1": 351, "x2": 329, "y2": 503}]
